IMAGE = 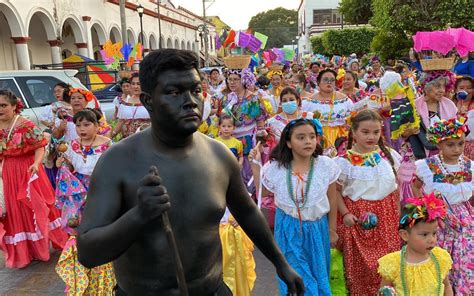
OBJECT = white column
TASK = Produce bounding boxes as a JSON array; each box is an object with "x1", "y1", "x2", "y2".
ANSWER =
[
  {"x1": 48, "y1": 40, "x2": 62, "y2": 66},
  {"x1": 82, "y1": 16, "x2": 94, "y2": 58},
  {"x1": 76, "y1": 43, "x2": 89, "y2": 58},
  {"x1": 12, "y1": 37, "x2": 31, "y2": 70}
]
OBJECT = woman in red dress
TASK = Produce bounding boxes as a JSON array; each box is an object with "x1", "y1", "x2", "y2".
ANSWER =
[{"x1": 0, "y1": 90, "x2": 67, "y2": 268}]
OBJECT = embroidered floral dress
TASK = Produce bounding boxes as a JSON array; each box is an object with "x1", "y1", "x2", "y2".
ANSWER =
[
  {"x1": 301, "y1": 97, "x2": 353, "y2": 148},
  {"x1": 335, "y1": 149, "x2": 401, "y2": 295},
  {"x1": 415, "y1": 155, "x2": 474, "y2": 294},
  {"x1": 116, "y1": 96, "x2": 150, "y2": 138},
  {"x1": 55, "y1": 139, "x2": 115, "y2": 295},
  {"x1": 0, "y1": 119, "x2": 67, "y2": 268}
]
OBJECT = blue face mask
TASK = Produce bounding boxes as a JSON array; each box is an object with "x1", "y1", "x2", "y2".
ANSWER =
[{"x1": 282, "y1": 101, "x2": 298, "y2": 114}]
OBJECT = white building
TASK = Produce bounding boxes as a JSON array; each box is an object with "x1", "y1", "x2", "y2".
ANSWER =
[
  {"x1": 0, "y1": 0, "x2": 219, "y2": 70},
  {"x1": 297, "y1": 0, "x2": 342, "y2": 55}
]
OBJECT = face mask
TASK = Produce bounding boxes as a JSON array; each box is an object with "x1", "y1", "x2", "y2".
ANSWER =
[{"x1": 281, "y1": 101, "x2": 298, "y2": 114}]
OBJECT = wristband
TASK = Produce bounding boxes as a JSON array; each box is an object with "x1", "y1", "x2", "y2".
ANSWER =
[{"x1": 342, "y1": 212, "x2": 351, "y2": 218}]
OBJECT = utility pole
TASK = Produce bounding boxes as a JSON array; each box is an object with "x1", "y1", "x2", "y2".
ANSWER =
[
  {"x1": 202, "y1": 0, "x2": 209, "y2": 67},
  {"x1": 119, "y1": 0, "x2": 128, "y2": 44},
  {"x1": 157, "y1": 0, "x2": 162, "y2": 49}
]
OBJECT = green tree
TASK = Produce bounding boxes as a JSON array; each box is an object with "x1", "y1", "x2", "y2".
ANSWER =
[
  {"x1": 311, "y1": 28, "x2": 375, "y2": 56},
  {"x1": 248, "y1": 7, "x2": 298, "y2": 48},
  {"x1": 370, "y1": 30, "x2": 412, "y2": 61},
  {"x1": 371, "y1": 0, "x2": 474, "y2": 34},
  {"x1": 310, "y1": 36, "x2": 328, "y2": 56},
  {"x1": 338, "y1": 0, "x2": 373, "y2": 24}
]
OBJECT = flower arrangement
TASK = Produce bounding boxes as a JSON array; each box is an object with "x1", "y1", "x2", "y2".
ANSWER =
[{"x1": 427, "y1": 117, "x2": 468, "y2": 144}]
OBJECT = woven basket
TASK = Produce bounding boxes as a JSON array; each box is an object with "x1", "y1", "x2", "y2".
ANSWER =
[
  {"x1": 224, "y1": 55, "x2": 251, "y2": 69},
  {"x1": 420, "y1": 56, "x2": 455, "y2": 71},
  {"x1": 269, "y1": 64, "x2": 284, "y2": 72},
  {"x1": 118, "y1": 71, "x2": 131, "y2": 79}
]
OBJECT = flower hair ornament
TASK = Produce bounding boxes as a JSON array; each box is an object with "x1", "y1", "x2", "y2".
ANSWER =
[
  {"x1": 69, "y1": 88, "x2": 94, "y2": 102},
  {"x1": 240, "y1": 68, "x2": 256, "y2": 89},
  {"x1": 399, "y1": 193, "x2": 447, "y2": 229},
  {"x1": 69, "y1": 88, "x2": 101, "y2": 109},
  {"x1": 419, "y1": 70, "x2": 456, "y2": 92},
  {"x1": 427, "y1": 117, "x2": 468, "y2": 144}
]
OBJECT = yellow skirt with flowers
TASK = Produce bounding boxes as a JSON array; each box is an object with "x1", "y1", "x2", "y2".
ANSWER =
[
  {"x1": 220, "y1": 216, "x2": 256, "y2": 296},
  {"x1": 55, "y1": 236, "x2": 116, "y2": 295}
]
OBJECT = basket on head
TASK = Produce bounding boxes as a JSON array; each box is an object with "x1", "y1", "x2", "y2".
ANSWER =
[
  {"x1": 119, "y1": 71, "x2": 132, "y2": 79},
  {"x1": 269, "y1": 64, "x2": 284, "y2": 72},
  {"x1": 224, "y1": 55, "x2": 251, "y2": 69},
  {"x1": 420, "y1": 56, "x2": 455, "y2": 71}
]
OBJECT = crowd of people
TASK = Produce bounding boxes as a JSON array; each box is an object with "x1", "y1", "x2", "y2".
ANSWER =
[{"x1": 0, "y1": 48, "x2": 473, "y2": 296}]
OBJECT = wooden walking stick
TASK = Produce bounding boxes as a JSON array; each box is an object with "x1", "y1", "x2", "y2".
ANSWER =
[{"x1": 150, "y1": 166, "x2": 189, "y2": 296}]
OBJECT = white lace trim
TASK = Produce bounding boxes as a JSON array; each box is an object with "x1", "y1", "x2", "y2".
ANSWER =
[
  {"x1": 262, "y1": 156, "x2": 340, "y2": 220},
  {"x1": 3, "y1": 218, "x2": 62, "y2": 245},
  {"x1": 415, "y1": 159, "x2": 474, "y2": 205}
]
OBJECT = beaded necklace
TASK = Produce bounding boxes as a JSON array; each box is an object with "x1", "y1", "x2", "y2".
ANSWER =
[
  {"x1": 286, "y1": 157, "x2": 315, "y2": 228},
  {"x1": 400, "y1": 245, "x2": 442, "y2": 296}
]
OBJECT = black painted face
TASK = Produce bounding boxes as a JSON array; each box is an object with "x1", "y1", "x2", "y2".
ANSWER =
[{"x1": 142, "y1": 68, "x2": 204, "y2": 136}]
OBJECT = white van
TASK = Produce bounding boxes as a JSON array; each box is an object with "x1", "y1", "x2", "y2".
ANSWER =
[{"x1": 0, "y1": 70, "x2": 114, "y2": 128}]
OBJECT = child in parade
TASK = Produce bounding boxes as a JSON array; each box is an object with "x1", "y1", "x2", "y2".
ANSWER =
[
  {"x1": 217, "y1": 114, "x2": 256, "y2": 296},
  {"x1": 250, "y1": 118, "x2": 339, "y2": 296},
  {"x1": 216, "y1": 114, "x2": 244, "y2": 168},
  {"x1": 378, "y1": 194, "x2": 453, "y2": 296},
  {"x1": 412, "y1": 118, "x2": 474, "y2": 294},
  {"x1": 335, "y1": 109, "x2": 401, "y2": 295},
  {"x1": 55, "y1": 109, "x2": 115, "y2": 295}
]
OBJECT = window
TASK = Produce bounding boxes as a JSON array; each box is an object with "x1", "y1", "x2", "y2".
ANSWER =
[
  {"x1": 0, "y1": 78, "x2": 28, "y2": 107},
  {"x1": 313, "y1": 9, "x2": 342, "y2": 25},
  {"x1": 15, "y1": 76, "x2": 62, "y2": 107}
]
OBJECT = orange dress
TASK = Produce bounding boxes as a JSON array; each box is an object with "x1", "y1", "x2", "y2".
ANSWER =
[{"x1": 0, "y1": 119, "x2": 67, "y2": 268}]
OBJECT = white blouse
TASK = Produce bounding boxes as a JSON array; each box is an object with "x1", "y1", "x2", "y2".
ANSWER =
[
  {"x1": 64, "y1": 140, "x2": 111, "y2": 176},
  {"x1": 117, "y1": 96, "x2": 150, "y2": 120},
  {"x1": 415, "y1": 157, "x2": 474, "y2": 205},
  {"x1": 335, "y1": 150, "x2": 401, "y2": 201},
  {"x1": 301, "y1": 98, "x2": 354, "y2": 127},
  {"x1": 262, "y1": 156, "x2": 340, "y2": 221}
]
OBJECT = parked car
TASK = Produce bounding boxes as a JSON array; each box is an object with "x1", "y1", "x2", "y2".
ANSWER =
[
  {"x1": 0, "y1": 70, "x2": 115, "y2": 128},
  {"x1": 93, "y1": 83, "x2": 120, "y2": 103}
]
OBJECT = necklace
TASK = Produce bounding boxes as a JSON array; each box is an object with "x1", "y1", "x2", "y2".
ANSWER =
[
  {"x1": 0, "y1": 115, "x2": 19, "y2": 152},
  {"x1": 286, "y1": 157, "x2": 315, "y2": 209},
  {"x1": 400, "y1": 245, "x2": 441, "y2": 295},
  {"x1": 438, "y1": 154, "x2": 464, "y2": 174},
  {"x1": 79, "y1": 134, "x2": 97, "y2": 163}
]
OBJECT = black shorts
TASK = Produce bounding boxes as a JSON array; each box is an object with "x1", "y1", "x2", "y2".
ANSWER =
[{"x1": 114, "y1": 281, "x2": 233, "y2": 296}]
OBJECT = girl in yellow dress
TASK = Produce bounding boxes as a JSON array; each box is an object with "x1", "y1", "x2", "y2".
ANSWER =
[
  {"x1": 377, "y1": 194, "x2": 453, "y2": 296},
  {"x1": 217, "y1": 114, "x2": 256, "y2": 296}
]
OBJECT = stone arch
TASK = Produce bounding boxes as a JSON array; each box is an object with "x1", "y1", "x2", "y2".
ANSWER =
[
  {"x1": 25, "y1": 8, "x2": 57, "y2": 40},
  {"x1": 127, "y1": 28, "x2": 136, "y2": 44},
  {"x1": 166, "y1": 37, "x2": 172, "y2": 49},
  {"x1": 186, "y1": 41, "x2": 191, "y2": 50},
  {"x1": 149, "y1": 34, "x2": 157, "y2": 50},
  {"x1": 192, "y1": 42, "x2": 196, "y2": 52},
  {"x1": 26, "y1": 8, "x2": 57, "y2": 66},
  {"x1": 60, "y1": 15, "x2": 86, "y2": 43},
  {"x1": 109, "y1": 24, "x2": 121, "y2": 43},
  {"x1": 0, "y1": 2, "x2": 26, "y2": 37},
  {"x1": 91, "y1": 21, "x2": 107, "y2": 45},
  {"x1": 181, "y1": 40, "x2": 185, "y2": 50},
  {"x1": 174, "y1": 38, "x2": 179, "y2": 49}
]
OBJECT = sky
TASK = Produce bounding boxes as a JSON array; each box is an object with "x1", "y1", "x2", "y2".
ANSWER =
[{"x1": 171, "y1": 0, "x2": 301, "y2": 30}]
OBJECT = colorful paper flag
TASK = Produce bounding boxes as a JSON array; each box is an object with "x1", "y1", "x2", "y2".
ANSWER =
[{"x1": 254, "y1": 32, "x2": 268, "y2": 49}]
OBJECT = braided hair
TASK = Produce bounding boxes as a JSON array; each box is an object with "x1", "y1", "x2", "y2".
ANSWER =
[{"x1": 347, "y1": 109, "x2": 396, "y2": 176}]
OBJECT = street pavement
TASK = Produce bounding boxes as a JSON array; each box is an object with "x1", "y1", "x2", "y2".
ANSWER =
[{"x1": 0, "y1": 249, "x2": 278, "y2": 295}]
